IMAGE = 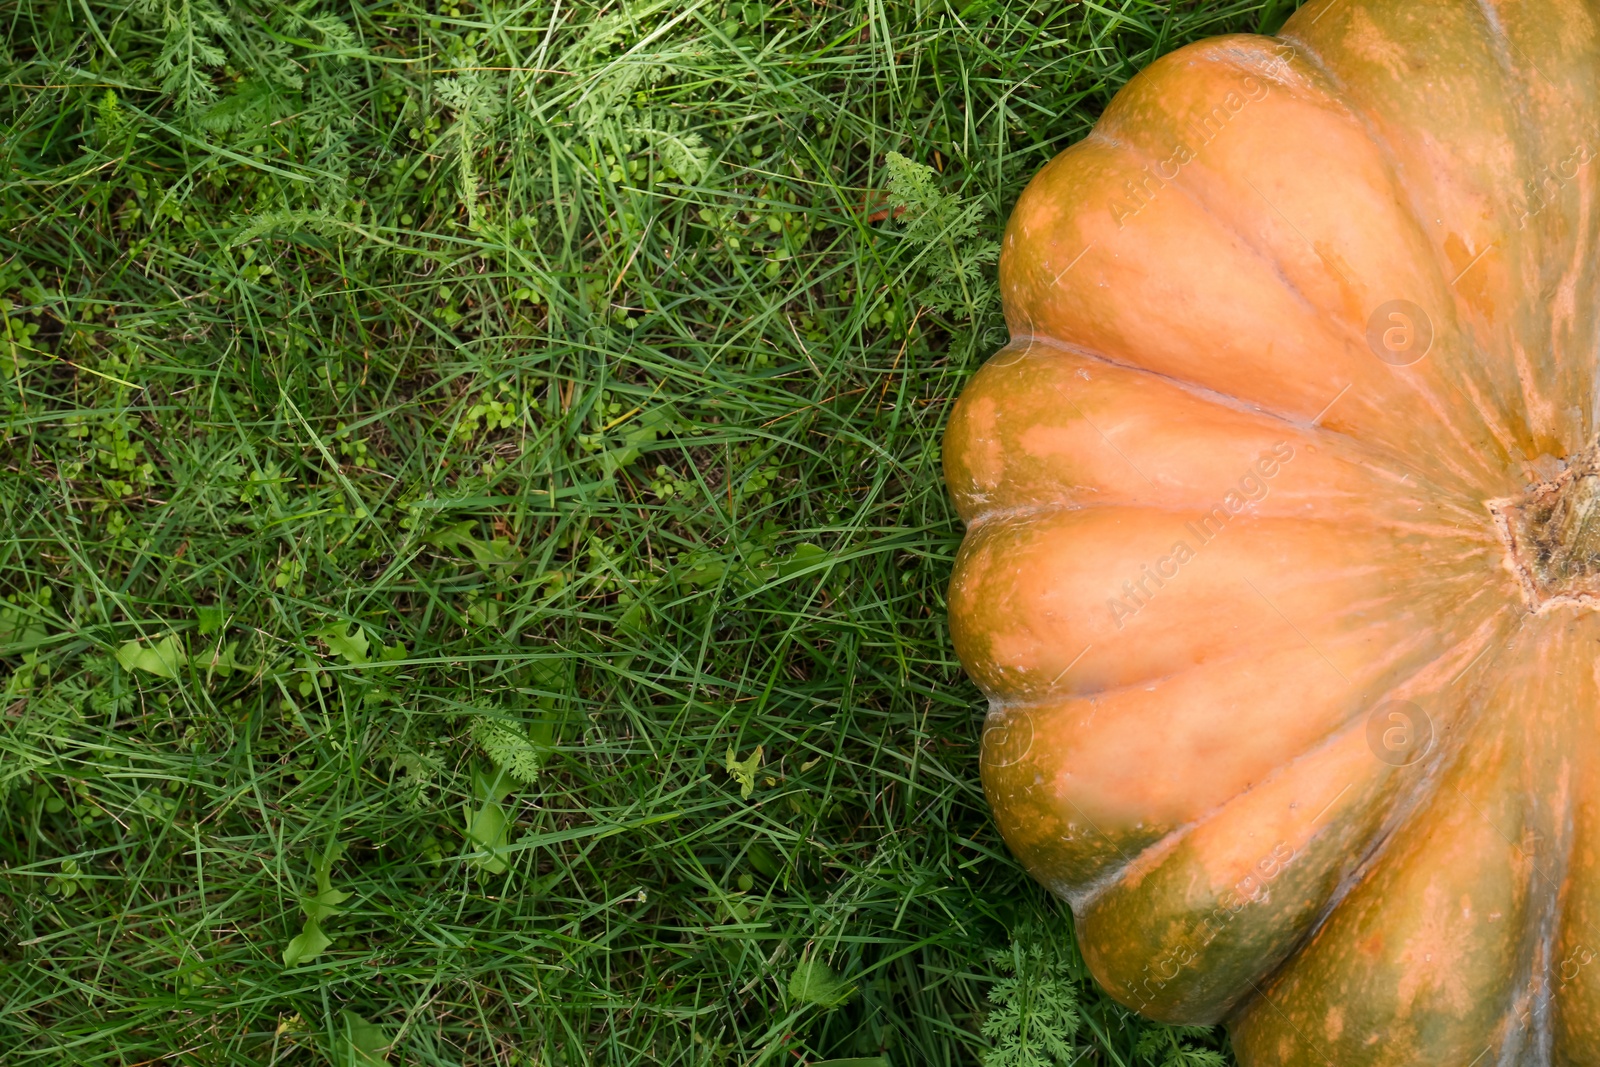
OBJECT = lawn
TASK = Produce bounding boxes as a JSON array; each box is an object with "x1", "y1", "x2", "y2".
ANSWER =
[{"x1": 0, "y1": 1, "x2": 1298, "y2": 1063}]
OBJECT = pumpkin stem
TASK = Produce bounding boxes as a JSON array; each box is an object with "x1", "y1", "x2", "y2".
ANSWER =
[
  {"x1": 1496, "y1": 444, "x2": 1600, "y2": 607},
  {"x1": 1552, "y1": 472, "x2": 1600, "y2": 568}
]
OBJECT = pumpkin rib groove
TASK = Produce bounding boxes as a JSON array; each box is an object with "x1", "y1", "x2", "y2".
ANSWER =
[
  {"x1": 1097, "y1": 39, "x2": 1384, "y2": 324},
  {"x1": 1005, "y1": 330, "x2": 1475, "y2": 473},
  {"x1": 1260, "y1": 14, "x2": 1574, "y2": 463},
  {"x1": 1007, "y1": 134, "x2": 1522, "y2": 495},
  {"x1": 1092, "y1": 72, "x2": 1338, "y2": 333},
  {"x1": 1061, "y1": 613, "x2": 1525, "y2": 1022},
  {"x1": 1008, "y1": 228, "x2": 1514, "y2": 491},
  {"x1": 1089, "y1": 764, "x2": 1417, "y2": 1020},
  {"x1": 1282, "y1": 4, "x2": 1594, "y2": 468},
  {"x1": 1073, "y1": 706, "x2": 1413, "y2": 899},
  {"x1": 1120, "y1": 29, "x2": 1537, "y2": 474},
  {"x1": 988, "y1": 598, "x2": 1518, "y2": 880},
  {"x1": 948, "y1": 506, "x2": 1507, "y2": 703},
  {"x1": 1512, "y1": 777, "x2": 1572, "y2": 1067},
  {"x1": 1493, "y1": 615, "x2": 1587, "y2": 1067},
  {"x1": 954, "y1": 559, "x2": 1515, "y2": 728},
  {"x1": 1462, "y1": 0, "x2": 1548, "y2": 187},
  {"x1": 978, "y1": 618, "x2": 1476, "y2": 715},
  {"x1": 972, "y1": 595, "x2": 1510, "y2": 721},
  {"x1": 1233, "y1": 610, "x2": 1591, "y2": 1060},
  {"x1": 944, "y1": 340, "x2": 1507, "y2": 530},
  {"x1": 1001, "y1": 330, "x2": 1338, "y2": 433},
  {"x1": 1220, "y1": 713, "x2": 1496, "y2": 1034},
  {"x1": 1271, "y1": 20, "x2": 1553, "y2": 469},
  {"x1": 981, "y1": 606, "x2": 1526, "y2": 1022},
  {"x1": 961, "y1": 496, "x2": 1506, "y2": 543}
]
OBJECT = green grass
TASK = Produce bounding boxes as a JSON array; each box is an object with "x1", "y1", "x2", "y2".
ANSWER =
[{"x1": 0, "y1": 1, "x2": 1299, "y2": 1063}]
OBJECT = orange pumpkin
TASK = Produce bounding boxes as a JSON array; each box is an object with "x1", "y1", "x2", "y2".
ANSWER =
[{"x1": 944, "y1": 0, "x2": 1600, "y2": 1061}]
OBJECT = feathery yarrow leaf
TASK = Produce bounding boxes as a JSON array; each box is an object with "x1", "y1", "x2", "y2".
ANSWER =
[
  {"x1": 981, "y1": 937, "x2": 1082, "y2": 1067},
  {"x1": 471, "y1": 716, "x2": 545, "y2": 783},
  {"x1": 882, "y1": 151, "x2": 999, "y2": 318}
]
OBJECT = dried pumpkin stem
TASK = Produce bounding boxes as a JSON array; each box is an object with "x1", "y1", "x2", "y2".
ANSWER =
[{"x1": 1497, "y1": 442, "x2": 1600, "y2": 606}]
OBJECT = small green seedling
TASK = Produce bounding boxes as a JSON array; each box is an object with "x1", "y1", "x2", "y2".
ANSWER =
[{"x1": 283, "y1": 840, "x2": 350, "y2": 967}]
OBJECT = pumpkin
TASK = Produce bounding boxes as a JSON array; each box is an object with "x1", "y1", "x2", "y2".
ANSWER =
[{"x1": 944, "y1": 0, "x2": 1600, "y2": 1062}]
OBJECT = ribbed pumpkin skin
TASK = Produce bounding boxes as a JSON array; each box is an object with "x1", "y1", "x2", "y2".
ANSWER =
[{"x1": 945, "y1": 0, "x2": 1600, "y2": 1062}]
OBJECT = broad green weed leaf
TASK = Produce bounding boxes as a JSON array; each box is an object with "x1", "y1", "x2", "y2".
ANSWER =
[
  {"x1": 172, "y1": 944, "x2": 213, "y2": 995},
  {"x1": 195, "y1": 639, "x2": 242, "y2": 676},
  {"x1": 595, "y1": 409, "x2": 670, "y2": 475},
  {"x1": 747, "y1": 842, "x2": 782, "y2": 880},
  {"x1": 465, "y1": 762, "x2": 519, "y2": 872},
  {"x1": 465, "y1": 798, "x2": 510, "y2": 873},
  {"x1": 302, "y1": 886, "x2": 350, "y2": 923},
  {"x1": 725, "y1": 745, "x2": 762, "y2": 799},
  {"x1": 616, "y1": 599, "x2": 651, "y2": 639},
  {"x1": 332, "y1": 1009, "x2": 391, "y2": 1066},
  {"x1": 788, "y1": 959, "x2": 855, "y2": 1008},
  {"x1": 679, "y1": 556, "x2": 728, "y2": 587},
  {"x1": 472, "y1": 762, "x2": 517, "y2": 805},
  {"x1": 197, "y1": 605, "x2": 225, "y2": 635},
  {"x1": 424, "y1": 522, "x2": 519, "y2": 568},
  {"x1": 0, "y1": 595, "x2": 49, "y2": 649},
  {"x1": 776, "y1": 542, "x2": 828, "y2": 578},
  {"x1": 116, "y1": 635, "x2": 185, "y2": 678},
  {"x1": 315, "y1": 841, "x2": 347, "y2": 895},
  {"x1": 283, "y1": 917, "x2": 331, "y2": 966},
  {"x1": 316, "y1": 624, "x2": 369, "y2": 664},
  {"x1": 467, "y1": 537, "x2": 520, "y2": 566},
  {"x1": 284, "y1": 840, "x2": 349, "y2": 966},
  {"x1": 424, "y1": 521, "x2": 478, "y2": 551}
]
